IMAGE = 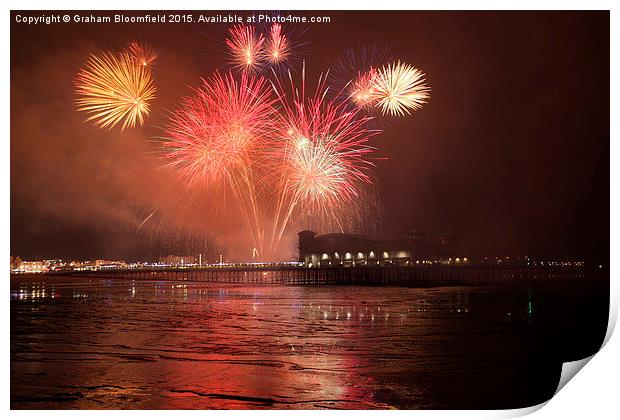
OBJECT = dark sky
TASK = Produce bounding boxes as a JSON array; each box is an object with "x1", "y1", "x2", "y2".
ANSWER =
[{"x1": 10, "y1": 11, "x2": 609, "y2": 262}]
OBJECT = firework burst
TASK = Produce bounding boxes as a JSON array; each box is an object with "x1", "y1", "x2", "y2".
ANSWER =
[
  {"x1": 349, "y1": 68, "x2": 379, "y2": 109},
  {"x1": 285, "y1": 136, "x2": 361, "y2": 208},
  {"x1": 265, "y1": 23, "x2": 290, "y2": 65},
  {"x1": 279, "y1": 102, "x2": 375, "y2": 205},
  {"x1": 164, "y1": 71, "x2": 278, "y2": 184},
  {"x1": 266, "y1": 68, "x2": 378, "y2": 246},
  {"x1": 75, "y1": 51, "x2": 156, "y2": 130},
  {"x1": 225, "y1": 25, "x2": 266, "y2": 71},
  {"x1": 371, "y1": 61, "x2": 430, "y2": 116}
]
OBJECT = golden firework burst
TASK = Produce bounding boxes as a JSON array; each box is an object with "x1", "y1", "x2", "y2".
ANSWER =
[
  {"x1": 75, "y1": 51, "x2": 156, "y2": 130},
  {"x1": 371, "y1": 61, "x2": 430, "y2": 116}
]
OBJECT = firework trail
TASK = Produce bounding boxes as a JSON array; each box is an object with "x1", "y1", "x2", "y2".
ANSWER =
[
  {"x1": 370, "y1": 61, "x2": 430, "y2": 116},
  {"x1": 163, "y1": 71, "x2": 280, "y2": 256},
  {"x1": 75, "y1": 50, "x2": 156, "y2": 130},
  {"x1": 266, "y1": 66, "x2": 379, "y2": 251},
  {"x1": 226, "y1": 25, "x2": 266, "y2": 72},
  {"x1": 128, "y1": 41, "x2": 159, "y2": 67},
  {"x1": 136, "y1": 210, "x2": 155, "y2": 231}
]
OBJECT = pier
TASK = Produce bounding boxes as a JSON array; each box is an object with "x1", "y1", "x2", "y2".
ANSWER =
[{"x1": 55, "y1": 264, "x2": 596, "y2": 287}]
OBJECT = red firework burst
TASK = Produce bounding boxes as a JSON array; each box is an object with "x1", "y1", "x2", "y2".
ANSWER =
[{"x1": 163, "y1": 71, "x2": 279, "y2": 185}]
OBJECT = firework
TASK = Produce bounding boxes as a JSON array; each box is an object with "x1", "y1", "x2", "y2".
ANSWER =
[
  {"x1": 286, "y1": 137, "x2": 361, "y2": 209},
  {"x1": 225, "y1": 25, "x2": 266, "y2": 71},
  {"x1": 349, "y1": 68, "x2": 379, "y2": 109},
  {"x1": 265, "y1": 23, "x2": 290, "y2": 65},
  {"x1": 128, "y1": 41, "x2": 158, "y2": 67},
  {"x1": 164, "y1": 71, "x2": 280, "y2": 256},
  {"x1": 75, "y1": 51, "x2": 156, "y2": 130},
  {"x1": 329, "y1": 42, "x2": 396, "y2": 103},
  {"x1": 164, "y1": 71, "x2": 278, "y2": 184},
  {"x1": 278, "y1": 124, "x2": 375, "y2": 235},
  {"x1": 370, "y1": 61, "x2": 430, "y2": 116},
  {"x1": 267, "y1": 68, "x2": 378, "y2": 247},
  {"x1": 280, "y1": 102, "x2": 375, "y2": 205}
]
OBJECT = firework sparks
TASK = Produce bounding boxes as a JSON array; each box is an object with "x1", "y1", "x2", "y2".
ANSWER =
[
  {"x1": 226, "y1": 25, "x2": 266, "y2": 71},
  {"x1": 371, "y1": 61, "x2": 430, "y2": 116},
  {"x1": 128, "y1": 41, "x2": 158, "y2": 67},
  {"x1": 266, "y1": 23, "x2": 290, "y2": 64},
  {"x1": 75, "y1": 51, "x2": 156, "y2": 130}
]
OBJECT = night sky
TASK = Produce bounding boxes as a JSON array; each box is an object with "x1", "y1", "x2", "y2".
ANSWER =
[{"x1": 10, "y1": 11, "x2": 609, "y2": 262}]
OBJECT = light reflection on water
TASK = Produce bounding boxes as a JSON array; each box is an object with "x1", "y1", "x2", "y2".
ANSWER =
[{"x1": 10, "y1": 275, "x2": 606, "y2": 409}]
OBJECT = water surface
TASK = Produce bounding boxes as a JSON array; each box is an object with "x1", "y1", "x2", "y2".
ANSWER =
[{"x1": 11, "y1": 275, "x2": 607, "y2": 409}]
